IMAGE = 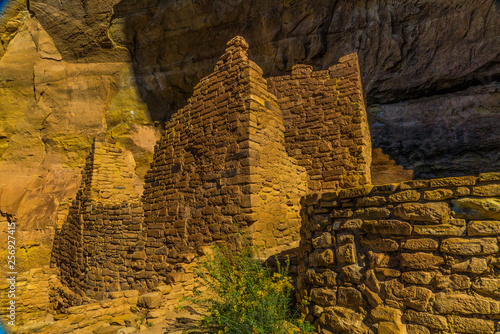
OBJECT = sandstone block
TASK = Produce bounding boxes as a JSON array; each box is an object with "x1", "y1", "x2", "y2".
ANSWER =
[
  {"x1": 402, "y1": 238, "x2": 439, "y2": 251},
  {"x1": 394, "y1": 202, "x2": 450, "y2": 222},
  {"x1": 378, "y1": 322, "x2": 406, "y2": 334},
  {"x1": 429, "y1": 176, "x2": 476, "y2": 187},
  {"x1": 434, "y1": 293, "x2": 499, "y2": 314},
  {"x1": 137, "y1": 292, "x2": 162, "y2": 309},
  {"x1": 451, "y1": 257, "x2": 488, "y2": 274},
  {"x1": 332, "y1": 218, "x2": 363, "y2": 230},
  {"x1": 306, "y1": 269, "x2": 337, "y2": 287},
  {"x1": 472, "y1": 277, "x2": 500, "y2": 297},
  {"x1": 434, "y1": 274, "x2": 471, "y2": 290},
  {"x1": 335, "y1": 244, "x2": 356, "y2": 265},
  {"x1": 478, "y1": 172, "x2": 500, "y2": 182},
  {"x1": 337, "y1": 287, "x2": 367, "y2": 308},
  {"x1": 360, "y1": 284, "x2": 383, "y2": 307},
  {"x1": 340, "y1": 264, "x2": 363, "y2": 283},
  {"x1": 403, "y1": 310, "x2": 448, "y2": 330},
  {"x1": 472, "y1": 184, "x2": 500, "y2": 197},
  {"x1": 401, "y1": 286, "x2": 433, "y2": 311},
  {"x1": 310, "y1": 287, "x2": 337, "y2": 306},
  {"x1": 388, "y1": 190, "x2": 421, "y2": 202},
  {"x1": 449, "y1": 315, "x2": 495, "y2": 334},
  {"x1": 468, "y1": 220, "x2": 500, "y2": 236},
  {"x1": 362, "y1": 220, "x2": 412, "y2": 235},
  {"x1": 400, "y1": 252, "x2": 444, "y2": 270},
  {"x1": 356, "y1": 196, "x2": 387, "y2": 207},
  {"x1": 401, "y1": 271, "x2": 436, "y2": 285},
  {"x1": 423, "y1": 188, "x2": 454, "y2": 201},
  {"x1": 354, "y1": 207, "x2": 390, "y2": 219},
  {"x1": 319, "y1": 307, "x2": 369, "y2": 334},
  {"x1": 361, "y1": 237, "x2": 399, "y2": 251},
  {"x1": 441, "y1": 237, "x2": 498, "y2": 255},
  {"x1": 406, "y1": 324, "x2": 430, "y2": 334},
  {"x1": 370, "y1": 305, "x2": 402, "y2": 322},
  {"x1": 452, "y1": 198, "x2": 500, "y2": 219},
  {"x1": 309, "y1": 249, "x2": 335, "y2": 267},
  {"x1": 413, "y1": 222, "x2": 465, "y2": 236},
  {"x1": 338, "y1": 186, "x2": 373, "y2": 198},
  {"x1": 312, "y1": 232, "x2": 333, "y2": 248}
]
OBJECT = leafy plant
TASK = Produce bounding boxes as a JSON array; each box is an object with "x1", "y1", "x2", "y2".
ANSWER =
[{"x1": 184, "y1": 241, "x2": 315, "y2": 334}]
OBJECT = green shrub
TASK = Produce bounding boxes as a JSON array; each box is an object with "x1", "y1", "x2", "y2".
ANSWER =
[{"x1": 186, "y1": 242, "x2": 315, "y2": 334}]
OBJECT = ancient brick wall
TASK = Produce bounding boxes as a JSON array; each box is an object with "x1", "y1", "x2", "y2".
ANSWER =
[
  {"x1": 268, "y1": 54, "x2": 372, "y2": 192},
  {"x1": 51, "y1": 136, "x2": 147, "y2": 301},
  {"x1": 142, "y1": 37, "x2": 309, "y2": 276},
  {"x1": 299, "y1": 173, "x2": 500, "y2": 334}
]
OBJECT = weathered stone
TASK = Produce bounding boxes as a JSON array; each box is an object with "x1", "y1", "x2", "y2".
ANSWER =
[
  {"x1": 388, "y1": 190, "x2": 420, "y2": 202},
  {"x1": 361, "y1": 237, "x2": 399, "y2": 251},
  {"x1": 401, "y1": 286, "x2": 433, "y2": 311},
  {"x1": 365, "y1": 269, "x2": 381, "y2": 293},
  {"x1": 378, "y1": 322, "x2": 406, "y2": 334},
  {"x1": 413, "y1": 222, "x2": 466, "y2": 236},
  {"x1": 137, "y1": 292, "x2": 162, "y2": 309},
  {"x1": 472, "y1": 277, "x2": 500, "y2": 297},
  {"x1": 423, "y1": 188, "x2": 454, "y2": 201},
  {"x1": 310, "y1": 288, "x2": 337, "y2": 306},
  {"x1": 312, "y1": 232, "x2": 333, "y2": 249},
  {"x1": 406, "y1": 324, "x2": 430, "y2": 334},
  {"x1": 400, "y1": 252, "x2": 444, "y2": 270},
  {"x1": 370, "y1": 305, "x2": 402, "y2": 322},
  {"x1": 335, "y1": 244, "x2": 356, "y2": 265},
  {"x1": 429, "y1": 176, "x2": 476, "y2": 187},
  {"x1": 479, "y1": 172, "x2": 500, "y2": 182},
  {"x1": 468, "y1": 220, "x2": 500, "y2": 236},
  {"x1": 402, "y1": 238, "x2": 439, "y2": 251},
  {"x1": 440, "y1": 237, "x2": 499, "y2": 255},
  {"x1": 356, "y1": 196, "x2": 387, "y2": 207},
  {"x1": 454, "y1": 187, "x2": 471, "y2": 196},
  {"x1": 451, "y1": 257, "x2": 489, "y2": 274},
  {"x1": 332, "y1": 218, "x2": 363, "y2": 230},
  {"x1": 394, "y1": 202, "x2": 450, "y2": 222},
  {"x1": 449, "y1": 315, "x2": 495, "y2": 334},
  {"x1": 309, "y1": 249, "x2": 335, "y2": 267},
  {"x1": 354, "y1": 207, "x2": 391, "y2": 219},
  {"x1": 452, "y1": 198, "x2": 500, "y2": 219},
  {"x1": 306, "y1": 269, "x2": 337, "y2": 287},
  {"x1": 403, "y1": 310, "x2": 448, "y2": 330},
  {"x1": 319, "y1": 307, "x2": 368, "y2": 334},
  {"x1": 362, "y1": 220, "x2": 412, "y2": 235},
  {"x1": 340, "y1": 264, "x2": 363, "y2": 284},
  {"x1": 337, "y1": 287, "x2": 367, "y2": 308},
  {"x1": 360, "y1": 284, "x2": 383, "y2": 307},
  {"x1": 434, "y1": 274, "x2": 471, "y2": 290},
  {"x1": 401, "y1": 271, "x2": 436, "y2": 285},
  {"x1": 339, "y1": 186, "x2": 373, "y2": 199},
  {"x1": 472, "y1": 184, "x2": 500, "y2": 197},
  {"x1": 434, "y1": 293, "x2": 500, "y2": 315}
]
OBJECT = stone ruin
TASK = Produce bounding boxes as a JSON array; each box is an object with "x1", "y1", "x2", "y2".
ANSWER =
[{"x1": 50, "y1": 37, "x2": 500, "y2": 334}]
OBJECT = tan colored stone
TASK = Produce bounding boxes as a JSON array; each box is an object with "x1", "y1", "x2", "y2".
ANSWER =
[
  {"x1": 454, "y1": 186, "x2": 471, "y2": 196},
  {"x1": 452, "y1": 198, "x2": 500, "y2": 219},
  {"x1": 400, "y1": 180, "x2": 430, "y2": 189},
  {"x1": 332, "y1": 218, "x2": 363, "y2": 230},
  {"x1": 479, "y1": 172, "x2": 500, "y2": 182},
  {"x1": 354, "y1": 207, "x2": 391, "y2": 219},
  {"x1": 401, "y1": 286, "x2": 433, "y2": 311},
  {"x1": 319, "y1": 307, "x2": 369, "y2": 334},
  {"x1": 423, "y1": 188, "x2": 454, "y2": 201},
  {"x1": 362, "y1": 220, "x2": 412, "y2": 235},
  {"x1": 472, "y1": 184, "x2": 500, "y2": 197},
  {"x1": 361, "y1": 237, "x2": 399, "y2": 251},
  {"x1": 434, "y1": 274, "x2": 471, "y2": 290},
  {"x1": 356, "y1": 196, "x2": 387, "y2": 207},
  {"x1": 402, "y1": 238, "x2": 439, "y2": 251},
  {"x1": 370, "y1": 305, "x2": 402, "y2": 322},
  {"x1": 401, "y1": 252, "x2": 444, "y2": 270},
  {"x1": 429, "y1": 176, "x2": 477, "y2": 187},
  {"x1": 468, "y1": 220, "x2": 500, "y2": 236},
  {"x1": 394, "y1": 202, "x2": 450, "y2": 222},
  {"x1": 335, "y1": 244, "x2": 356, "y2": 265},
  {"x1": 338, "y1": 185, "x2": 373, "y2": 199},
  {"x1": 440, "y1": 237, "x2": 499, "y2": 255},
  {"x1": 451, "y1": 257, "x2": 489, "y2": 274},
  {"x1": 388, "y1": 190, "x2": 421, "y2": 202},
  {"x1": 413, "y1": 222, "x2": 466, "y2": 236},
  {"x1": 472, "y1": 277, "x2": 500, "y2": 297},
  {"x1": 312, "y1": 232, "x2": 333, "y2": 249},
  {"x1": 137, "y1": 292, "x2": 162, "y2": 309},
  {"x1": 401, "y1": 271, "x2": 436, "y2": 285},
  {"x1": 403, "y1": 310, "x2": 448, "y2": 330},
  {"x1": 309, "y1": 249, "x2": 335, "y2": 267},
  {"x1": 340, "y1": 264, "x2": 363, "y2": 284},
  {"x1": 337, "y1": 287, "x2": 366, "y2": 308},
  {"x1": 434, "y1": 293, "x2": 500, "y2": 314},
  {"x1": 360, "y1": 284, "x2": 383, "y2": 307},
  {"x1": 406, "y1": 324, "x2": 430, "y2": 334},
  {"x1": 449, "y1": 315, "x2": 495, "y2": 334},
  {"x1": 310, "y1": 287, "x2": 337, "y2": 306}
]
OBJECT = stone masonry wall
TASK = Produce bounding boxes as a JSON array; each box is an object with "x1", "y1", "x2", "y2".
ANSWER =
[
  {"x1": 268, "y1": 54, "x2": 372, "y2": 192},
  {"x1": 141, "y1": 36, "x2": 309, "y2": 277},
  {"x1": 299, "y1": 173, "x2": 500, "y2": 334},
  {"x1": 51, "y1": 136, "x2": 147, "y2": 302}
]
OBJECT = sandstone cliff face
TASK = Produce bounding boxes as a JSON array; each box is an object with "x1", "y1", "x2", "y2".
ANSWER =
[{"x1": 0, "y1": 7, "x2": 159, "y2": 271}]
